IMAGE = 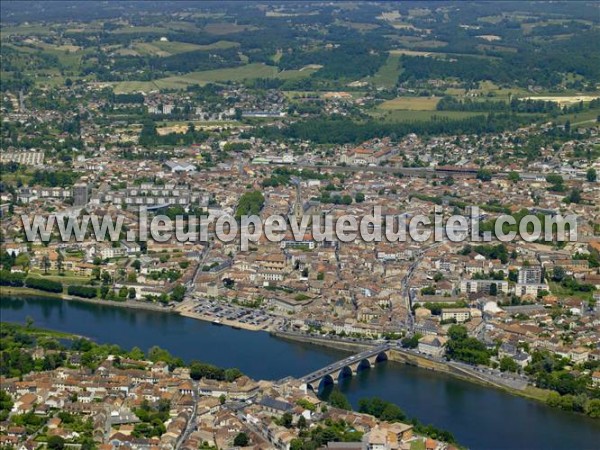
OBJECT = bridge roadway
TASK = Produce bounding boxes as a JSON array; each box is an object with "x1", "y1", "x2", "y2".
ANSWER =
[{"x1": 299, "y1": 343, "x2": 392, "y2": 389}]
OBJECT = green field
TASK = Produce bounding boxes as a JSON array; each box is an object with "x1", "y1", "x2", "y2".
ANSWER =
[
  {"x1": 203, "y1": 23, "x2": 258, "y2": 35},
  {"x1": 113, "y1": 63, "x2": 318, "y2": 92},
  {"x1": 549, "y1": 281, "x2": 594, "y2": 301},
  {"x1": 368, "y1": 53, "x2": 402, "y2": 89},
  {"x1": 133, "y1": 39, "x2": 238, "y2": 56},
  {"x1": 555, "y1": 108, "x2": 600, "y2": 128},
  {"x1": 113, "y1": 25, "x2": 171, "y2": 34},
  {"x1": 1, "y1": 24, "x2": 56, "y2": 36},
  {"x1": 378, "y1": 96, "x2": 441, "y2": 111},
  {"x1": 370, "y1": 109, "x2": 484, "y2": 122},
  {"x1": 28, "y1": 270, "x2": 92, "y2": 285}
]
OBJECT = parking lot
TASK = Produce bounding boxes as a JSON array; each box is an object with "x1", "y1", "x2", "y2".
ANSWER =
[{"x1": 192, "y1": 297, "x2": 273, "y2": 327}]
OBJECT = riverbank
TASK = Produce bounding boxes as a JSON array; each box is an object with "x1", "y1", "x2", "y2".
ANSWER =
[
  {"x1": 271, "y1": 330, "x2": 552, "y2": 404},
  {"x1": 3, "y1": 295, "x2": 599, "y2": 449},
  {"x1": 0, "y1": 290, "x2": 565, "y2": 405},
  {"x1": 1, "y1": 287, "x2": 174, "y2": 313},
  {"x1": 175, "y1": 299, "x2": 274, "y2": 331}
]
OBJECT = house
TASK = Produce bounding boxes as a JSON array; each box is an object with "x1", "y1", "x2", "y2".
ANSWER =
[
  {"x1": 163, "y1": 160, "x2": 196, "y2": 173},
  {"x1": 258, "y1": 397, "x2": 293, "y2": 417},
  {"x1": 441, "y1": 308, "x2": 471, "y2": 323},
  {"x1": 417, "y1": 335, "x2": 447, "y2": 358},
  {"x1": 569, "y1": 347, "x2": 589, "y2": 364}
]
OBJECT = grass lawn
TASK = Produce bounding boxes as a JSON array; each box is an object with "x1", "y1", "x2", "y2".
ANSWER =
[
  {"x1": 0, "y1": 286, "x2": 63, "y2": 299},
  {"x1": 521, "y1": 385, "x2": 552, "y2": 402},
  {"x1": 548, "y1": 281, "x2": 595, "y2": 302},
  {"x1": 378, "y1": 96, "x2": 441, "y2": 111},
  {"x1": 28, "y1": 270, "x2": 93, "y2": 286},
  {"x1": 410, "y1": 440, "x2": 426, "y2": 450},
  {"x1": 368, "y1": 53, "x2": 402, "y2": 89}
]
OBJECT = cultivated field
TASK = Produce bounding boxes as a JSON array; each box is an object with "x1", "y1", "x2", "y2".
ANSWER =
[{"x1": 378, "y1": 96, "x2": 441, "y2": 111}]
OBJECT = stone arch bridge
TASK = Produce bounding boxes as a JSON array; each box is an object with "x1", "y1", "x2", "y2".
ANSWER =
[{"x1": 299, "y1": 344, "x2": 391, "y2": 391}]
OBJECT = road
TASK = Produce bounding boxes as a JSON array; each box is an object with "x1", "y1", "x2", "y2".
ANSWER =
[
  {"x1": 401, "y1": 241, "x2": 445, "y2": 332},
  {"x1": 300, "y1": 343, "x2": 391, "y2": 384},
  {"x1": 175, "y1": 380, "x2": 198, "y2": 450}
]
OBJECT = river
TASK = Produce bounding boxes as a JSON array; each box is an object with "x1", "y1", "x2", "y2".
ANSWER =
[{"x1": 1, "y1": 296, "x2": 599, "y2": 449}]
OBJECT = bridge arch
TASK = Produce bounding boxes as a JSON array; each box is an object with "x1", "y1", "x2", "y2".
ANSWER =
[
  {"x1": 338, "y1": 365, "x2": 353, "y2": 381},
  {"x1": 355, "y1": 358, "x2": 371, "y2": 373},
  {"x1": 376, "y1": 351, "x2": 388, "y2": 362},
  {"x1": 337, "y1": 366, "x2": 353, "y2": 382},
  {"x1": 317, "y1": 374, "x2": 334, "y2": 392}
]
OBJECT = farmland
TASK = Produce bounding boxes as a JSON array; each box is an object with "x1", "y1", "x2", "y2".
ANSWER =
[{"x1": 378, "y1": 97, "x2": 441, "y2": 111}]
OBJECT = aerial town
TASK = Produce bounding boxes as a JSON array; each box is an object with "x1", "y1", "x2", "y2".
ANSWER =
[{"x1": 1, "y1": 1, "x2": 600, "y2": 449}]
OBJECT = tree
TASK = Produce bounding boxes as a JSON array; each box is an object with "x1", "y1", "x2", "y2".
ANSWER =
[
  {"x1": 280, "y1": 412, "x2": 293, "y2": 428},
  {"x1": 552, "y1": 266, "x2": 566, "y2": 282},
  {"x1": 129, "y1": 347, "x2": 145, "y2": 360},
  {"x1": 328, "y1": 388, "x2": 351, "y2": 410},
  {"x1": 489, "y1": 283, "x2": 498, "y2": 296},
  {"x1": 565, "y1": 188, "x2": 581, "y2": 204},
  {"x1": 56, "y1": 252, "x2": 64, "y2": 274},
  {"x1": 587, "y1": 399, "x2": 600, "y2": 418},
  {"x1": 586, "y1": 168, "x2": 597, "y2": 182},
  {"x1": 101, "y1": 271, "x2": 111, "y2": 284},
  {"x1": 476, "y1": 168, "x2": 492, "y2": 182},
  {"x1": 42, "y1": 255, "x2": 51, "y2": 274},
  {"x1": 15, "y1": 253, "x2": 30, "y2": 272},
  {"x1": 446, "y1": 325, "x2": 491, "y2": 365},
  {"x1": 355, "y1": 192, "x2": 365, "y2": 203},
  {"x1": 132, "y1": 259, "x2": 142, "y2": 271},
  {"x1": 290, "y1": 439, "x2": 304, "y2": 450},
  {"x1": 170, "y1": 285, "x2": 186, "y2": 302},
  {"x1": 297, "y1": 415, "x2": 307, "y2": 429},
  {"x1": 47, "y1": 436, "x2": 65, "y2": 450},
  {"x1": 128, "y1": 287, "x2": 137, "y2": 299},
  {"x1": 233, "y1": 432, "x2": 249, "y2": 447},
  {"x1": 507, "y1": 171, "x2": 521, "y2": 183},
  {"x1": 546, "y1": 174, "x2": 565, "y2": 192},
  {"x1": 499, "y1": 356, "x2": 519, "y2": 372},
  {"x1": 401, "y1": 333, "x2": 421, "y2": 349}
]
